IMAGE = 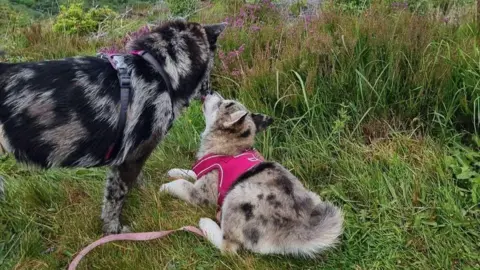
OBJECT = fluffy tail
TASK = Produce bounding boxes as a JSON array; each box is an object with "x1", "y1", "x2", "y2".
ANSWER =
[{"x1": 286, "y1": 201, "x2": 344, "y2": 257}]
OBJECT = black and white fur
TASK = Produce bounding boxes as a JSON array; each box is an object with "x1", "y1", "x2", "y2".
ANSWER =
[
  {"x1": 0, "y1": 20, "x2": 226, "y2": 234},
  {"x1": 161, "y1": 92, "x2": 344, "y2": 257}
]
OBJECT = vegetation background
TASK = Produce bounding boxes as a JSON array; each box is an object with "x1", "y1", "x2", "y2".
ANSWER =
[{"x1": 0, "y1": 0, "x2": 479, "y2": 269}]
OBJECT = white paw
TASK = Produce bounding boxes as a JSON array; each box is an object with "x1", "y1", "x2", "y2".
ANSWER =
[
  {"x1": 199, "y1": 218, "x2": 217, "y2": 237},
  {"x1": 159, "y1": 180, "x2": 191, "y2": 202},
  {"x1": 121, "y1": 225, "x2": 132, "y2": 233},
  {"x1": 199, "y1": 218, "x2": 223, "y2": 248},
  {"x1": 168, "y1": 169, "x2": 197, "y2": 180},
  {"x1": 159, "y1": 183, "x2": 170, "y2": 193},
  {"x1": 103, "y1": 223, "x2": 131, "y2": 235}
]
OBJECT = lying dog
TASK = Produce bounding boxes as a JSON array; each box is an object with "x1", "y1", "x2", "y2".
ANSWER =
[
  {"x1": 0, "y1": 19, "x2": 226, "y2": 234},
  {"x1": 161, "y1": 92, "x2": 343, "y2": 256}
]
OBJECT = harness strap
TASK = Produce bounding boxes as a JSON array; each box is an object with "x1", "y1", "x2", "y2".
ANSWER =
[
  {"x1": 68, "y1": 226, "x2": 204, "y2": 270},
  {"x1": 131, "y1": 50, "x2": 174, "y2": 94},
  {"x1": 131, "y1": 50, "x2": 176, "y2": 131},
  {"x1": 103, "y1": 54, "x2": 131, "y2": 162},
  {"x1": 99, "y1": 50, "x2": 176, "y2": 163}
]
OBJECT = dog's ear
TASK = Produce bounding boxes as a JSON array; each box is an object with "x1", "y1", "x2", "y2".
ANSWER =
[
  {"x1": 223, "y1": 110, "x2": 248, "y2": 128},
  {"x1": 203, "y1": 23, "x2": 227, "y2": 45},
  {"x1": 252, "y1": 113, "x2": 274, "y2": 133}
]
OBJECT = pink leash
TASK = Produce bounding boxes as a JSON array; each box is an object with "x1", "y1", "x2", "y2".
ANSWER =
[{"x1": 68, "y1": 226, "x2": 204, "y2": 270}]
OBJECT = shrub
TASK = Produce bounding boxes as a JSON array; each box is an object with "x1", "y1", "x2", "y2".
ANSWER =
[
  {"x1": 165, "y1": 0, "x2": 199, "y2": 17},
  {"x1": 52, "y1": 3, "x2": 117, "y2": 35},
  {"x1": 289, "y1": 0, "x2": 308, "y2": 16},
  {"x1": 0, "y1": 4, "x2": 31, "y2": 29}
]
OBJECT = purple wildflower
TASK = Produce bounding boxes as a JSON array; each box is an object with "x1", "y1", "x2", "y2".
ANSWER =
[
  {"x1": 250, "y1": 25, "x2": 261, "y2": 32},
  {"x1": 99, "y1": 24, "x2": 151, "y2": 54},
  {"x1": 391, "y1": 1, "x2": 408, "y2": 10},
  {"x1": 231, "y1": 68, "x2": 241, "y2": 77},
  {"x1": 234, "y1": 18, "x2": 244, "y2": 28},
  {"x1": 237, "y1": 44, "x2": 245, "y2": 54}
]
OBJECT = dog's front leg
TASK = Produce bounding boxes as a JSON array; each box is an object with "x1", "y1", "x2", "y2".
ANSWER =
[
  {"x1": 101, "y1": 160, "x2": 144, "y2": 234},
  {"x1": 160, "y1": 179, "x2": 196, "y2": 203},
  {"x1": 167, "y1": 168, "x2": 197, "y2": 181}
]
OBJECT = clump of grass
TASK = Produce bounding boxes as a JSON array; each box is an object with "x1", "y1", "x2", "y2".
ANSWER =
[{"x1": 210, "y1": 0, "x2": 479, "y2": 138}]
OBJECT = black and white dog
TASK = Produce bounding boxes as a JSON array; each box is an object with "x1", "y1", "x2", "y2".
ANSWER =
[{"x1": 0, "y1": 19, "x2": 226, "y2": 234}]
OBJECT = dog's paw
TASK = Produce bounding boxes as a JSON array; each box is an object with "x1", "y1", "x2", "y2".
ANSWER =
[
  {"x1": 167, "y1": 169, "x2": 197, "y2": 180},
  {"x1": 199, "y1": 218, "x2": 217, "y2": 236},
  {"x1": 199, "y1": 218, "x2": 223, "y2": 248},
  {"x1": 121, "y1": 225, "x2": 132, "y2": 233},
  {"x1": 102, "y1": 222, "x2": 131, "y2": 235},
  {"x1": 159, "y1": 183, "x2": 170, "y2": 193}
]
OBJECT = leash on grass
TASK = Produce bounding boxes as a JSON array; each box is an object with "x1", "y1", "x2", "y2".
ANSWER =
[
  {"x1": 68, "y1": 212, "x2": 222, "y2": 270},
  {"x1": 68, "y1": 226, "x2": 205, "y2": 270}
]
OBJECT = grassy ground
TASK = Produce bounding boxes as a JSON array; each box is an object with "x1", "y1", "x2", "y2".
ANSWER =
[{"x1": 1, "y1": 0, "x2": 480, "y2": 269}]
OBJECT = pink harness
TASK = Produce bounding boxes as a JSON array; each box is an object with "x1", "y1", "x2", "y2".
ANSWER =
[
  {"x1": 68, "y1": 150, "x2": 264, "y2": 269},
  {"x1": 192, "y1": 149, "x2": 264, "y2": 206}
]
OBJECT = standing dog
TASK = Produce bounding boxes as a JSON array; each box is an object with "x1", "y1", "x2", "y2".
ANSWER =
[
  {"x1": 161, "y1": 92, "x2": 343, "y2": 256},
  {"x1": 0, "y1": 20, "x2": 226, "y2": 234}
]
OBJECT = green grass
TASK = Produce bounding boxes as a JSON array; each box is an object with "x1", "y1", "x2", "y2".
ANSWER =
[{"x1": 1, "y1": 0, "x2": 479, "y2": 269}]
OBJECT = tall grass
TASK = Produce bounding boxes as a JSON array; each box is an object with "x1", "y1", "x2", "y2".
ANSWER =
[
  {"x1": 0, "y1": 0, "x2": 479, "y2": 269},
  {"x1": 198, "y1": 0, "x2": 479, "y2": 140}
]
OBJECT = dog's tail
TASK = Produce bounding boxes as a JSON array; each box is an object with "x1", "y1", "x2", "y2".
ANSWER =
[{"x1": 285, "y1": 201, "x2": 343, "y2": 257}]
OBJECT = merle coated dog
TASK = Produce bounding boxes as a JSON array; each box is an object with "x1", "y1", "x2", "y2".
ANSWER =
[
  {"x1": 0, "y1": 20, "x2": 226, "y2": 234},
  {"x1": 161, "y1": 92, "x2": 343, "y2": 256}
]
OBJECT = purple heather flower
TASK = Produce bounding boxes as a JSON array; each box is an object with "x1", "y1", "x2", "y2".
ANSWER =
[
  {"x1": 391, "y1": 1, "x2": 408, "y2": 10},
  {"x1": 231, "y1": 68, "x2": 241, "y2": 76},
  {"x1": 234, "y1": 18, "x2": 244, "y2": 28},
  {"x1": 237, "y1": 44, "x2": 245, "y2": 54},
  {"x1": 218, "y1": 50, "x2": 225, "y2": 59},
  {"x1": 228, "y1": 51, "x2": 237, "y2": 58},
  {"x1": 250, "y1": 25, "x2": 261, "y2": 32}
]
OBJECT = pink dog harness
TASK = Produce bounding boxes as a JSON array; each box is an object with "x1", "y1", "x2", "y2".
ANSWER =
[{"x1": 192, "y1": 149, "x2": 264, "y2": 206}]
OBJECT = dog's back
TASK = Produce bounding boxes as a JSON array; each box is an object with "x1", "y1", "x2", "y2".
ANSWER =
[
  {"x1": 221, "y1": 162, "x2": 343, "y2": 256},
  {"x1": 0, "y1": 57, "x2": 123, "y2": 168}
]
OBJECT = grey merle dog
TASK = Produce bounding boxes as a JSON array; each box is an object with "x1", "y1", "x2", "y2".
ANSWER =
[
  {"x1": 161, "y1": 92, "x2": 343, "y2": 256},
  {"x1": 0, "y1": 19, "x2": 226, "y2": 234}
]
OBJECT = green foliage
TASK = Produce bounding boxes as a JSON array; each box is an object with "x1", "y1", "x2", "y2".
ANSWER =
[
  {"x1": 0, "y1": 3, "x2": 31, "y2": 29},
  {"x1": 289, "y1": 0, "x2": 308, "y2": 16},
  {"x1": 332, "y1": 0, "x2": 475, "y2": 14},
  {"x1": 165, "y1": 0, "x2": 199, "y2": 17},
  {"x1": 447, "y1": 139, "x2": 480, "y2": 203},
  {"x1": 334, "y1": 0, "x2": 372, "y2": 13},
  {"x1": 1, "y1": 1, "x2": 480, "y2": 269},
  {"x1": 52, "y1": 3, "x2": 117, "y2": 35}
]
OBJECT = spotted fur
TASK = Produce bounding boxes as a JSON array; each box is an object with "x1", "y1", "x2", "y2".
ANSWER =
[
  {"x1": 0, "y1": 20, "x2": 226, "y2": 234},
  {"x1": 162, "y1": 92, "x2": 344, "y2": 257}
]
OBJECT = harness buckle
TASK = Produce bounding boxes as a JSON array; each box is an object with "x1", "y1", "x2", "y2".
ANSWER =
[{"x1": 118, "y1": 68, "x2": 131, "y2": 88}]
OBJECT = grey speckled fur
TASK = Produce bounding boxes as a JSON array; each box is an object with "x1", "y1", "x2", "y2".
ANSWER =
[
  {"x1": 162, "y1": 92, "x2": 343, "y2": 257},
  {"x1": 0, "y1": 20, "x2": 226, "y2": 234}
]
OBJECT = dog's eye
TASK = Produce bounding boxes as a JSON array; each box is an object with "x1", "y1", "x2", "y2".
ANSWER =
[{"x1": 225, "y1": 102, "x2": 235, "y2": 109}]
